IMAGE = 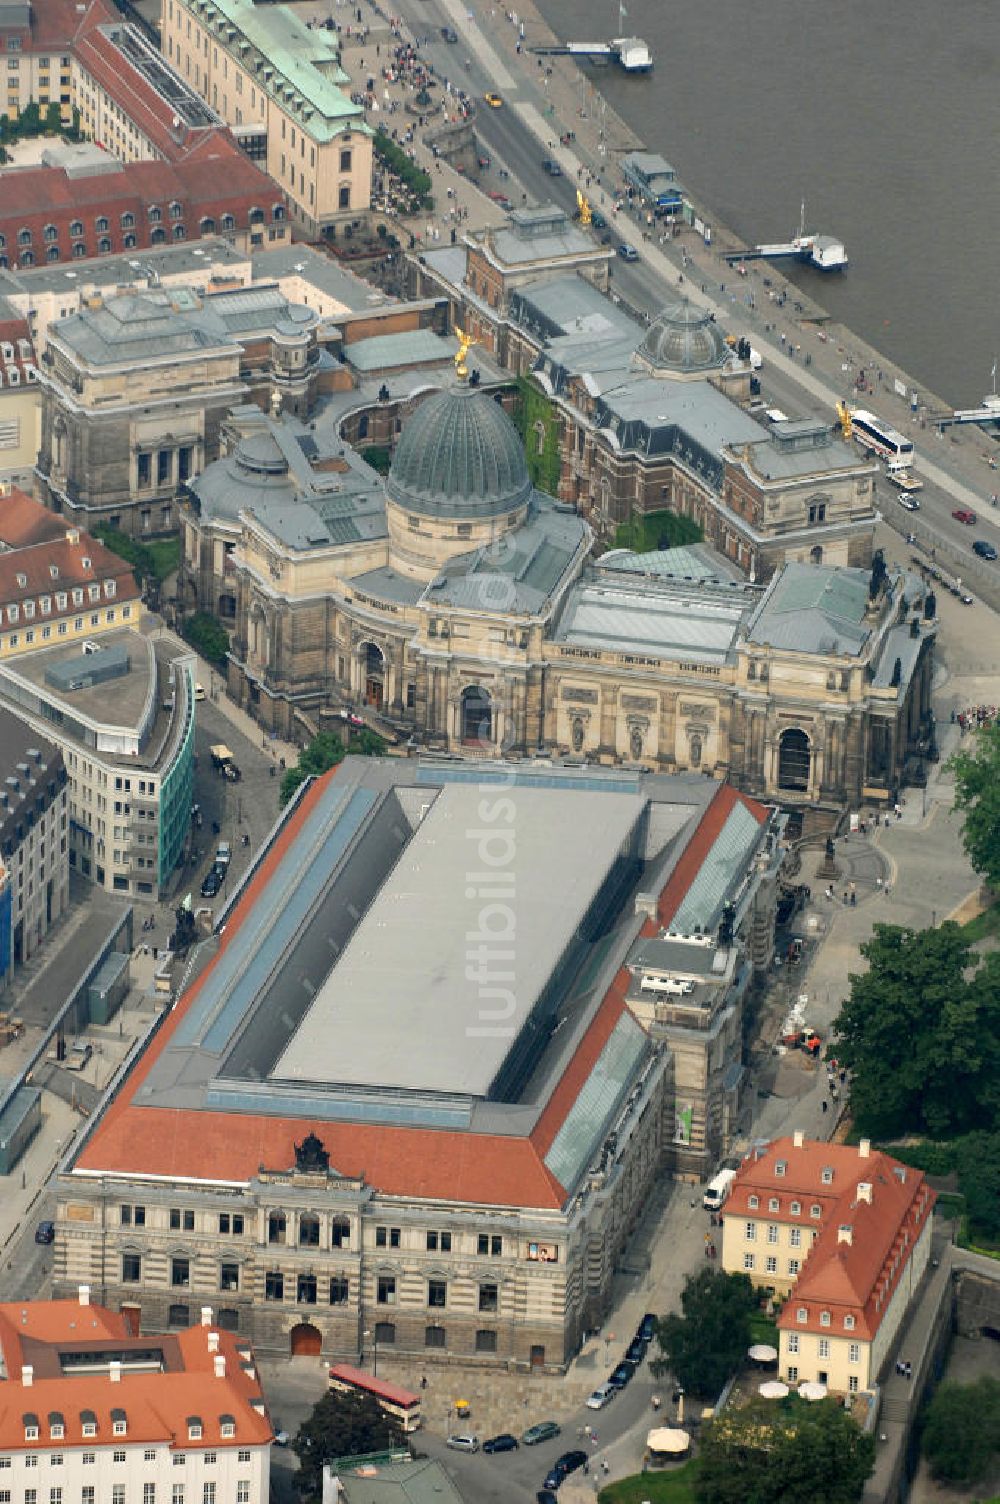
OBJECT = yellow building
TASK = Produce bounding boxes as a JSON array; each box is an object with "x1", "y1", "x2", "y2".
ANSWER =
[
  {"x1": 162, "y1": 0, "x2": 372, "y2": 239},
  {"x1": 722, "y1": 1133, "x2": 935, "y2": 1395}
]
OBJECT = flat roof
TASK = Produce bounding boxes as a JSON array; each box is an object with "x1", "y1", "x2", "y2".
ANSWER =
[
  {"x1": 554, "y1": 577, "x2": 745, "y2": 665},
  {"x1": 274, "y1": 783, "x2": 645, "y2": 1096}
]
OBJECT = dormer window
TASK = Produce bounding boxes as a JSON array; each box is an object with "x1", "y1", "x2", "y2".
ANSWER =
[
  {"x1": 220, "y1": 1419, "x2": 235, "y2": 1438},
  {"x1": 40, "y1": 596, "x2": 51, "y2": 614},
  {"x1": 187, "y1": 1420, "x2": 202, "y2": 1441},
  {"x1": 790, "y1": 1200, "x2": 801, "y2": 1215},
  {"x1": 23, "y1": 600, "x2": 34, "y2": 618},
  {"x1": 775, "y1": 1160, "x2": 786, "y2": 1177},
  {"x1": 72, "y1": 589, "x2": 83, "y2": 606},
  {"x1": 50, "y1": 1425, "x2": 64, "y2": 1440},
  {"x1": 81, "y1": 556, "x2": 91, "y2": 570},
  {"x1": 8, "y1": 604, "x2": 18, "y2": 622},
  {"x1": 105, "y1": 580, "x2": 116, "y2": 597},
  {"x1": 820, "y1": 1310, "x2": 831, "y2": 1326},
  {"x1": 82, "y1": 1421, "x2": 97, "y2": 1437},
  {"x1": 23, "y1": 1413, "x2": 39, "y2": 1441},
  {"x1": 88, "y1": 584, "x2": 100, "y2": 603},
  {"x1": 747, "y1": 1195, "x2": 758, "y2": 1210},
  {"x1": 55, "y1": 592, "x2": 67, "y2": 609},
  {"x1": 844, "y1": 1314, "x2": 855, "y2": 1330},
  {"x1": 768, "y1": 1197, "x2": 779, "y2": 1212},
  {"x1": 113, "y1": 1419, "x2": 126, "y2": 1437},
  {"x1": 796, "y1": 1307, "x2": 807, "y2": 1324},
  {"x1": 15, "y1": 572, "x2": 26, "y2": 588},
  {"x1": 821, "y1": 1166, "x2": 833, "y2": 1184},
  {"x1": 810, "y1": 1204, "x2": 822, "y2": 1219}
]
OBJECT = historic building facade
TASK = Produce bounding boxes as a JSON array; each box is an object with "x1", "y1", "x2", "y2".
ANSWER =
[{"x1": 181, "y1": 390, "x2": 935, "y2": 820}]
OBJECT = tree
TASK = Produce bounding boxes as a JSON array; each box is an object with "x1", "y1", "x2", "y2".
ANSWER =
[
  {"x1": 921, "y1": 1376, "x2": 1000, "y2": 1486},
  {"x1": 651, "y1": 1268, "x2": 756, "y2": 1398},
  {"x1": 832, "y1": 923, "x2": 1000, "y2": 1139},
  {"x1": 696, "y1": 1396, "x2": 875, "y2": 1504},
  {"x1": 182, "y1": 611, "x2": 230, "y2": 667},
  {"x1": 950, "y1": 720, "x2": 1000, "y2": 889},
  {"x1": 280, "y1": 728, "x2": 386, "y2": 805},
  {"x1": 292, "y1": 1388, "x2": 403, "y2": 1499}
]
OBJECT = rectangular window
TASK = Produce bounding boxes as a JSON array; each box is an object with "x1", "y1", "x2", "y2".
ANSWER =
[
  {"x1": 478, "y1": 1282, "x2": 498, "y2": 1312},
  {"x1": 171, "y1": 1257, "x2": 190, "y2": 1287},
  {"x1": 849, "y1": 1342, "x2": 860, "y2": 1363},
  {"x1": 237, "y1": 1484, "x2": 249, "y2": 1504},
  {"x1": 202, "y1": 1488, "x2": 215, "y2": 1504},
  {"x1": 766, "y1": 1224, "x2": 779, "y2": 1244},
  {"x1": 789, "y1": 1227, "x2": 801, "y2": 1247},
  {"x1": 743, "y1": 1252, "x2": 755, "y2": 1271},
  {"x1": 173, "y1": 1488, "x2": 185, "y2": 1504},
  {"x1": 765, "y1": 1256, "x2": 777, "y2": 1274},
  {"x1": 786, "y1": 1366, "x2": 798, "y2": 1383},
  {"x1": 787, "y1": 1333, "x2": 799, "y2": 1354},
  {"x1": 122, "y1": 1253, "x2": 141, "y2": 1282},
  {"x1": 848, "y1": 1375, "x2": 859, "y2": 1393},
  {"x1": 377, "y1": 1275, "x2": 396, "y2": 1305},
  {"x1": 788, "y1": 1258, "x2": 800, "y2": 1275},
  {"x1": 818, "y1": 1338, "x2": 830, "y2": 1359},
  {"x1": 144, "y1": 1487, "x2": 156, "y2": 1504},
  {"x1": 220, "y1": 1263, "x2": 239, "y2": 1292},
  {"x1": 745, "y1": 1223, "x2": 756, "y2": 1241},
  {"x1": 265, "y1": 1271, "x2": 284, "y2": 1301},
  {"x1": 428, "y1": 1279, "x2": 446, "y2": 1308}
]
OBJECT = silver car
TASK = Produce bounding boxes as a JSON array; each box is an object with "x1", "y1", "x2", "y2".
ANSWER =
[{"x1": 446, "y1": 1434, "x2": 479, "y2": 1453}]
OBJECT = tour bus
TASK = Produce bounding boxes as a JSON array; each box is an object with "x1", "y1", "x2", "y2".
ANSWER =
[
  {"x1": 328, "y1": 1363, "x2": 422, "y2": 1433},
  {"x1": 850, "y1": 409, "x2": 915, "y2": 466}
]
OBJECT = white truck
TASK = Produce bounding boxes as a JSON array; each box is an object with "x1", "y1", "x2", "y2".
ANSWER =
[{"x1": 703, "y1": 1167, "x2": 737, "y2": 1212}]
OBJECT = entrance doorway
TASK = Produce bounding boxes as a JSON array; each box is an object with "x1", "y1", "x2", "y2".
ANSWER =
[
  {"x1": 529, "y1": 1344, "x2": 545, "y2": 1369},
  {"x1": 290, "y1": 1321, "x2": 322, "y2": 1357},
  {"x1": 363, "y1": 642, "x2": 386, "y2": 710},
  {"x1": 120, "y1": 1304, "x2": 141, "y2": 1337},
  {"x1": 777, "y1": 728, "x2": 811, "y2": 792},
  {"x1": 461, "y1": 686, "x2": 493, "y2": 746}
]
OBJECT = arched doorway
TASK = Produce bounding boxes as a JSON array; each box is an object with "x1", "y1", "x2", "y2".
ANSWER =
[
  {"x1": 290, "y1": 1321, "x2": 322, "y2": 1357},
  {"x1": 362, "y1": 642, "x2": 386, "y2": 710},
  {"x1": 810, "y1": 544, "x2": 823, "y2": 565},
  {"x1": 778, "y1": 728, "x2": 811, "y2": 792},
  {"x1": 461, "y1": 686, "x2": 493, "y2": 746}
]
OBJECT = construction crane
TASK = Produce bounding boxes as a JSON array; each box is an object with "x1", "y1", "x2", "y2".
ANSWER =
[
  {"x1": 575, "y1": 188, "x2": 592, "y2": 227},
  {"x1": 836, "y1": 400, "x2": 853, "y2": 440}
]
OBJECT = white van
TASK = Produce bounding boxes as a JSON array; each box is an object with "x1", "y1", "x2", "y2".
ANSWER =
[{"x1": 703, "y1": 1167, "x2": 736, "y2": 1212}]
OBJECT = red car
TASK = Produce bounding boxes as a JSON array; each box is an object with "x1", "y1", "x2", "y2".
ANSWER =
[{"x1": 952, "y1": 508, "x2": 977, "y2": 524}]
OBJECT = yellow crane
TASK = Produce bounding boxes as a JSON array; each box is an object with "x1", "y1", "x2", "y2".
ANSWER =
[
  {"x1": 836, "y1": 400, "x2": 853, "y2": 439},
  {"x1": 576, "y1": 188, "x2": 592, "y2": 227}
]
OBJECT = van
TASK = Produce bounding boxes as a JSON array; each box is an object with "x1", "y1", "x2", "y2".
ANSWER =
[
  {"x1": 446, "y1": 1434, "x2": 479, "y2": 1453},
  {"x1": 215, "y1": 841, "x2": 231, "y2": 871},
  {"x1": 764, "y1": 407, "x2": 789, "y2": 424},
  {"x1": 195, "y1": 682, "x2": 206, "y2": 702},
  {"x1": 703, "y1": 1167, "x2": 736, "y2": 1212}
]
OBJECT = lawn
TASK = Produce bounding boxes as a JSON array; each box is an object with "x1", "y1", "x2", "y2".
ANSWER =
[
  {"x1": 612, "y1": 509, "x2": 702, "y2": 554},
  {"x1": 961, "y1": 899, "x2": 1000, "y2": 944},
  {"x1": 145, "y1": 537, "x2": 181, "y2": 582},
  {"x1": 599, "y1": 1458, "x2": 699, "y2": 1504},
  {"x1": 749, "y1": 1313, "x2": 779, "y2": 1346}
]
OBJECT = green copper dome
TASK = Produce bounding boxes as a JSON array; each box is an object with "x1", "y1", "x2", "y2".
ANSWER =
[{"x1": 387, "y1": 389, "x2": 532, "y2": 520}]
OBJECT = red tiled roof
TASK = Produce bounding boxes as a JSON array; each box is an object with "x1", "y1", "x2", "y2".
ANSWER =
[
  {"x1": 0, "y1": 529, "x2": 140, "y2": 626},
  {"x1": 727, "y1": 1136, "x2": 935, "y2": 1343},
  {"x1": 0, "y1": 0, "x2": 115, "y2": 52},
  {"x1": 0, "y1": 489, "x2": 66, "y2": 550},
  {"x1": 0, "y1": 1301, "x2": 271, "y2": 1452}
]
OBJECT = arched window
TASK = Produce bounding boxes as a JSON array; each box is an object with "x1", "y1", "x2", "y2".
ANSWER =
[
  {"x1": 123, "y1": 233, "x2": 136, "y2": 249},
  {"x1": 20, "y1": 250, "x2": 34, "y2": 267},
  {"x1": 43, "y1": 223, "x2": 58, "y2": 242},
  {"x1": 95, "y1": 216, "x2": 109, "y2": 233},
  {"x1": 169, "y1": 200, "x2": 183, "y2": 220},
  {"x1": 810, "y1": 544, "x2": 823, "y2": 565},
  {"x1": 778, "y1": 728, "x2": 811, "y2": 792},
  {"x1": 220, "y1": 213, "x2": 235, "y2": 231},
  {"x1": 69, "y1": 220, "x2": 83, "y2": 238},
  {"x1": 98, "y1": 237, "x2": 111, "y2": 255},
  {"x1": 199, "y1": 216, "x2": 215, "y2": 234},
  {"x1": 120, "y1": 212, "x2": 135, "y2": 230},
  {"x1": 17, "y1": 228, "x2": 32, "y2": 247},
  {"x1": 272, "y1": 203, "x2": 286, "y2": 221},
  {"x1": 173, "y1": 224, "x2": 186, "y2": 241},
  {"x1": 46, "y1": 244, "x2": 60, "y2": 262},
  {"x1": 461, "y1": 686, "x2": 493, "y2": 747},
  {"x1": 72, "y1": 242, "x2": 86, "y2": 259},
  {"x1": 148, "y1": 205, "x2": 162, "y2": 224},
  {"x1": 249, "y1": 206, "x2": 264, "y2": 225},
  {"x1": 151, "y1": 227, "x2": 166, "y2": 245},
  {"x1": 298, "y1": 1214, "x2": 319, "y2": 1247}
]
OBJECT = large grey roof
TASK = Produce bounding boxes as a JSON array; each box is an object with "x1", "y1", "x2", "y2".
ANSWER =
[
  {"x1": 275, "y1": 783, "x2": 647, "y2": 1097},
  {"x1": 746, "y1": 562, "x2": 874, "y2": 655},
  {"x1": 345, "y1": 328, "x2": 459, "y2": 372},
  {"x1": 251, "y1": 245, "x2": 389, "y2": 312},
  {"x1": 599, "y1": 543, "x2": 749, "y2": 586},
  {"x1": 0, "y1": 236, "x2": 246, "y2": 300},
  {"x1": 386, "y1": 388, "x2": 533, "y2": 521},
  {"x1": 554, "y1": 576, "x2": 747, "y2": 665},
  {"x1": 486, "y1": 205, "x2": 600, "y2": 267},
  {"x1": 427, "y1": 494, "x2": 587, "y2": 614}
]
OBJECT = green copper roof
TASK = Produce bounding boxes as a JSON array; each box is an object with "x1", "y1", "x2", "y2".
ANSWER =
[
  {"x1": 181, "y1": 0, "x2": 369, "y2": 140},
  {"x1": 387, "y1": 389, "x2": 533, "y2": 521}
]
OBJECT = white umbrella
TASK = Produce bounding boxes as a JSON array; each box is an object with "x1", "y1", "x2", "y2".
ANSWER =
[
  {"x1": 748, "y1": 1343, "x2": 778, "y2": 1363},
  {"x1": 647, "y1": 1427, "x2": 690, "y2": 1454},
  {"x1": 759, "y1": 1380, "x2": 789, "y2": 1399},
  {"x1": 798, "y1": 1381, "x2": 828, "y2": 1401}
]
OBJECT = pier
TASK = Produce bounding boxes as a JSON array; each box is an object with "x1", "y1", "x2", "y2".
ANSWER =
[
  {"x1": 722, "y1": 233, "x2": 848, "y2": 273},
  {"x1": 528, "y1": 37, "x2": 653, "y2": 73}
]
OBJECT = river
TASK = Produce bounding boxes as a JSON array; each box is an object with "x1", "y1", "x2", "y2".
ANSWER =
[{"x1": 533, "y1": 0, "x2": 1000, "y2": 410}]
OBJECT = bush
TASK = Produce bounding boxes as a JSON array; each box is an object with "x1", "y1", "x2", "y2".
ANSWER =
[
  {"x1": 182, "y1": 611, "x2": 230, "y2": 667},
  {"x1": 921, "y1": 1376, "x2": 1000, "y2": 1485},
  {"x1": 374, "y1": 129, "x2": 433, "y2": 208},
  {"x1": 93, "y1": 527, "x2": 179, "y2": 585}
]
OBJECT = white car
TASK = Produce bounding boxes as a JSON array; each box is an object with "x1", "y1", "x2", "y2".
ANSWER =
[
  {"x1": 586, "y1": 1383, "x2": 614, "y2": 1410},
  {"x1": 897, "y1": 493, "x2": 920, "y2": 511},
  {"x1": 446, "y1": 1434, "x2": 479, "y2": 1453}
]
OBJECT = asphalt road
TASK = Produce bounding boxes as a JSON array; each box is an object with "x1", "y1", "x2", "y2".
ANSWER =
[{"x1": 3, "y1": 1187, "x2": 58, "y2": 1301}]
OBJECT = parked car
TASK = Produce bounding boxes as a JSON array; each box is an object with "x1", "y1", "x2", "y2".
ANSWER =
[
  {"x1": 554, "y1": 1450, "x2": 589, "y2": 1478},
  {"x1": 952, "y1": 508, "x2": 977, "y2": 525},
  {"x1": 591, "y1": 210, "x2": 608, "y2": 228},
  {"x1": 484, "y1": 91, "x2": 503, "y2": 108},
  {"x1": 972, "y1": 539, "x2": 998, "y2": 560},
  {"x1": 487, "y1": 190, "x2": 512, "y2": 209},
  {"x1": 194, "y1": 682, "x2": 207, "y2": 701},
  {"x1": 638, "y1": 1313, "x2": 657, "y2": 1342},
  {"x1": 541, "y1": 158, "x2": 563, "y2": 176},
  {"x1": 537, "y1": 1493, "x2": 559, "y2": 1504},
  {"x1": 522, "y1": 1420, "x2": 561, "y2": 1446},
  {"x1": 586, "y1": 1383, "x2": 614, "y2": 1410},
  {"x1": 200, "y1": 869, "x2": 222, "y2": 898},
  {"x1": 483, "y1": 1433, "x2": 519, "y2": 1453},
  {"x1": 34, "y1": 1220, "x2": 55, "y2": 1244},
  {"x1": 617, "y1": 242, "x2": 639, "y2": 261},
  {"x1": 609, "y1": 1359, "x2": 636, "y2": 1388},
  {"x1": 446, "y1": 1434, "x2": 480, "y2": 1453},
  {"x1": 897, "y1": 492, "x2": 920, "y2": 511},
  {"x1": 441, "y1": 26, "x2": 458, "y2": 40},
  {"x1": 626, "y1": 1335, "x2": 647, "y2": 1364}
]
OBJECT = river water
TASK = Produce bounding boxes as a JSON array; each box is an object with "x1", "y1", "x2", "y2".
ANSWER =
[{"x1": 534, "y1": 0, "x2": 1000, "y2": 410}]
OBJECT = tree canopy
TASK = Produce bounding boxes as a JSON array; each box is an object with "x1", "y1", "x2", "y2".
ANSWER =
[
  {"x1": 182, "y1": 611, "x2": 230, "y2": 667},
  {"x1": 651, "y1": 1268, "x2": 756, "y2": 1398},
  {"x1": 950, "y1": 721, "x2": 1000, "y2": 888},
  {"x1": 696, "y1": 1396, "x2": 875, "y2": 1504},
  {"x1": 832, "y1": 922, "x2": 1000, "y2": 1139},
  {"x1": 292, "y1": 1388, "x2": 403, "y2": 1499},
  {"x1": 921, "y1": 1375, "x2": 1000, "y2": 1486}
]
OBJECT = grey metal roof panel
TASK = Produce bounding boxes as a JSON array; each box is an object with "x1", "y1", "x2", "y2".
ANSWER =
[
  {"x1": 747, "y1": 562, "x2": 873, "y2": 655},
  {"x1": 345, "y1": 329, "x2": 458, "y2": 371},
  {"x1": 670, "y1": 800, "x2": 764, "y2": 936},
  {"x1": 349, "y1": 567, "x2": 426, "y2": 605},
  {"x1": 544, "y1": 1010, "x2": 649, "y2": 1191},
  {"x1": 599, "y1": 544, "x2": 748, "y2": 585},
  {"x1": 554, "y1": 580, "x2": 745, "y2": 663}
]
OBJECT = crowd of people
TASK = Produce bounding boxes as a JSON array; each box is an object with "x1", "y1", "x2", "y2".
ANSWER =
[{"x1": 953, "y1": 704, "x2": 997, "y2": 733}]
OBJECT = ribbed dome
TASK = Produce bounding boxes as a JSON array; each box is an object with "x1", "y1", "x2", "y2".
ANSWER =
[
  {"x1": 387, "y1": 389, "x2": 532, "y2": 520},
  {"x1": 636, "y1": 298, "x2": 730, "y2": 374}
]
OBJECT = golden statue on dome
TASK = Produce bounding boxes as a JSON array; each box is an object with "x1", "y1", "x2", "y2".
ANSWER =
[{"x1": 454, "y1": 324, "x2": 478, "y2": 380}]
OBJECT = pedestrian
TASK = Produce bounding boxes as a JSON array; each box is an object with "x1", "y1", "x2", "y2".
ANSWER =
[
  {"x1": 821, "y1": 1099, "x2": 828, "y2": 1114},
  {"x1": 602, "y1": 1458, "x2": 610, "y2": 1475}
]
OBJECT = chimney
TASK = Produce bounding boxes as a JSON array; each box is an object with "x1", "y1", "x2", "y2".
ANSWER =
[
  {"x1": 213, "y1": 1354, "x2": 226, "y2": 1379},
  {"x1": 22, "y1": 1365, "x2": 33, "y2": 1388},
  {"x1": 837, "y1": 1224, "x2": 853, "y2": 1245},
  {"x1": 793, "y1": 1129, "x2": 804, "y2": 1148},
  {"x1": 78, "y1": 1285, "x2": 90, "y2": 1307},
  {"x1": 207, "y1": 1331, "x2": 220, "y2": 1353},
  {"x1": 109, "y1": 1361, "x2": 122, "y2": 1384},
  {"x1": 856, "y1": 1181, "x2": 872, "y2": 1205},
  {"x1": 859, "y1": 1138, "x2": 871, "y2": 1159},
  {"x1": 200, "y1": 1307, "x2": 213, "y2": 1327}
]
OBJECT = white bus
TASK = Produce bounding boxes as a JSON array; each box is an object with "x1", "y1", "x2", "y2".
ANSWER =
[{"x1": 850, "y1": 409, "x2": 914, "y2": 465}]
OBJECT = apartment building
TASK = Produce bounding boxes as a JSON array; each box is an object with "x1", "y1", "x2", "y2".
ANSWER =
[
  {"x1": 162, "y1": 0, "x2": 372, "y2": 238},
  {"x1": 0, "y1": 1291, "x2": 271, "y2": 1503},
  {"x1": 722, "y1": 1133, "x2": 936, "y2": 1395},
  {"x1": 0, "y1": 705, "x2": 68, "y2": 980}
]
